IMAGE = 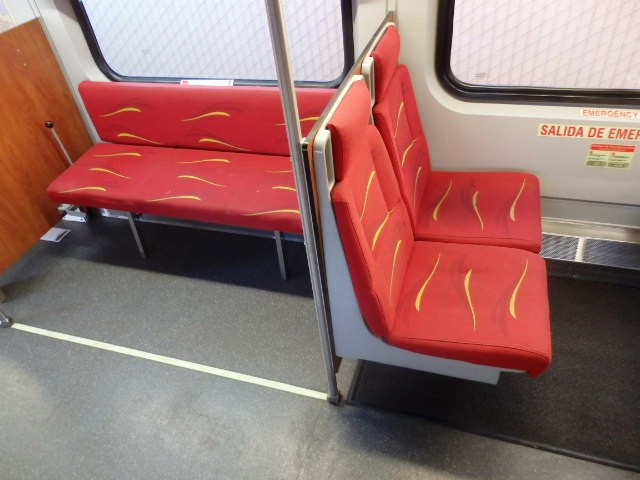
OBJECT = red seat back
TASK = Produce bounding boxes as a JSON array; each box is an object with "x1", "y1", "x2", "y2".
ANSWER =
[
  {"x1": 329, "y1": 80, "x2": 415, "y2": 338},
  {"x1": 79, "y1": 81, "x2": 335, "y2": 157},
  {"x1": 371, "y1": 26, "x2": 432, "y2": 227}
]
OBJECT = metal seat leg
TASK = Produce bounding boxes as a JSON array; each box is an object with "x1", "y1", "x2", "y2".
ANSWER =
[
  {"x1": 274, "y1": 231, "x2": 288, "y2": 280},
  {"x1": 0, "y1": 288, "x2": 6, "y2": 304},
  {"x1": 127, "y1": 212, "x2": 148, "y2": 258}
]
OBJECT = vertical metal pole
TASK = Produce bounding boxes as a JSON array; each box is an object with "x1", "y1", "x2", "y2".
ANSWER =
[{"x1": 264, "y1": 0, "x2": 340, "y2": 403}]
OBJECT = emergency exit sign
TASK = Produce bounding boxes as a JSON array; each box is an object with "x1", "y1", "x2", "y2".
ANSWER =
[
  {"x1": 585, "y1": 144, "x2": 634, "y2": 169},
  {"x1": 538, "y1": 124, "x2": 640, "y2": 140}
]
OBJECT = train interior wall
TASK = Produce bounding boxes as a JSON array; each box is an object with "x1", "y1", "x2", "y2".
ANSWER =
[{"x1": 0, "y1": 0, "x2": 638, "y2": 478}]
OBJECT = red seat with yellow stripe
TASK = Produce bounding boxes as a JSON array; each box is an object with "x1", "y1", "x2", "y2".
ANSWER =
[
  {"x1": 48, "y1": 143, "x2": 303, "y2": 233},
  {"x1": 47, "y1": 82, "x2": 335, "y2": 234},
  {"x1": 328, "y1": 79, "x2": 551, "y2": 376},
  {"x1": 370, "y1": 26, "x2": 542, "y2": 252}
]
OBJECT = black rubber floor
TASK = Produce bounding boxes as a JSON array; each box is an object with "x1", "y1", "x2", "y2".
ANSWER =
[
  {"x1": 2, "y1": 218, "x2": 638, "y2": 479},
  {"x1": 348, "y1": 275, "x2": 640, "y2": 472}
]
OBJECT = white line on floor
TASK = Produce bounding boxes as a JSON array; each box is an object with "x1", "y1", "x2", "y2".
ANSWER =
[{"x1": 11, "y1": 323, "x2": 327, "y2": 401}]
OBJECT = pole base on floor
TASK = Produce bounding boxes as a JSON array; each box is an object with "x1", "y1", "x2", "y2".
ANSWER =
[
  {"x1": 327, "y1": 392, "x2": 342, "y2": 405},
  {"x1": 0, "y1": 310, "x2": 13, "y2": 328}
]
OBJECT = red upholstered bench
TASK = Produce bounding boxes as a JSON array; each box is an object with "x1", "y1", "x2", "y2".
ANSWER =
[
  {"x1": 325, "y1": 79, "x2": 551, "y2": 377},
  {"x1": 369, "y1": 26, "x2": 542, "y2": 253},
  {"x1": 47, "y1": 81, "x2": 334, "y2": 276}
]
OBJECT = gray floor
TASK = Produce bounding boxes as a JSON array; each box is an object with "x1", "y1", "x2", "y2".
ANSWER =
[{"x1": 1, "y1": 217, "x2": 637, "y2": 480}]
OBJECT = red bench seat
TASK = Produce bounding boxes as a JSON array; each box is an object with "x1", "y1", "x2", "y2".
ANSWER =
[{"x1": 47, "y1": 81, "x2": 335, "y2": 235}]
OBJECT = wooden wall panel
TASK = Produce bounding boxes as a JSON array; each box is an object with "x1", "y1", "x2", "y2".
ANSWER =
[{"x1": 0, "y1": 19, "x2": 92, "y2": 272}]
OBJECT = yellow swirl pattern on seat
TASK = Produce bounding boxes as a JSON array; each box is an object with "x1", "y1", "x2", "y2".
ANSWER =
[
  {"x1": 509, "y1": 259, "x2": 529, "y2": 319},
  {"x1": 60, "y1": 186, "x2": 106, "y2": 193},
  {"x1": 241, "y1": 209, "x2": 300, "y2": 216},
  {"x1": 93, "y1": 152, "x2": 141, "y2": 158},
  {"x1": 389, "y1": 240, "x2": 403, "y2": 299},
  {"x1": 372, "y1": 208, "x2": 394, "y2": 252},
  {"x1": 394, "y1": 102, "x2": 404, "y2": 138},
  {"x1": 89, "y1": 168, "x2": 130, "y2": 179},
  {"x1": 401, "y1": 139, "x2": 417, "y2": 167},
  {"x1": 360, "y1": 171, "x2": 376, "y2": 221},
  {"x1": 472, "y1": 191, "x2": 484, "y2": 231},
  {"x1": 415, "y1": 253, "x2": 441, "y2": 312},
  {"x1": 199, "y1": 138, "x2": 250, "y2": 151},
  {"x1": 268, "y1": 169, "x2": 293, "y2": 173},
  {"x1": 182, "y1": 111, "x2": 230, "y2": 122},
  {"x1": 146, "y1": 195, "x2": 201, "y2": 202},
  {"x1": 272, "y1": 186, "x2": 296, "y2": 192},
  {"x1": 99, "y1": 107, "x2": 141, "y2": 117},
  {"x1": 432, "y1": 179, "x2": 452, "y2": 221},
  {"x1": 413, "y1": 166, "x2": 423, "y2": 210},
  {"x1": 274, "y1": 116, "x2": 319, "y2": 126},
  {"x1": 510, "y1": 178, "x2": 526, "y2": 222},
  {"x1": 177, "y1": 158, "x2": 230, "y2": 164},
  {"x1": 117, "y1": 133, "x2": 163, "y2": 145},
  {"x1": 464, "y1": 269, "x2": 477, "y2": 331},
  {"x1": 177, "y1": 175, "x2": 225, "y2": 187}
]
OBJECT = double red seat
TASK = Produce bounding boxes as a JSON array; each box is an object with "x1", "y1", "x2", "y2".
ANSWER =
[
  {"x1": 369, "y1": 26, "x2": 542, "y2": 252},
  {"x1": 48, "y1": 81, "x2": 335, "y2": 235},
  {"x1": 327, "y1": 79, "x2": 551, "y2": 376}
]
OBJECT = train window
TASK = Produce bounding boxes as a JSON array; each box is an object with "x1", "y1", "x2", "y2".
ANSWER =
[
  {"x1": 72, "y1": 0, "x2": 352, "y2": 86},
  {"x1": 437, "y1": 0, "x2": 640, "y2": 104}
]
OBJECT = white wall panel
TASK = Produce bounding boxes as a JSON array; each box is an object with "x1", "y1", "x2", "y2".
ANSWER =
[{"x1": 2, "y1": 0, "x2": 36, "y2": 27}]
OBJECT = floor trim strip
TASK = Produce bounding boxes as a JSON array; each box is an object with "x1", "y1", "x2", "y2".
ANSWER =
[{"x1": 11, "y1": 323, "x2": 327, "y2": 401}]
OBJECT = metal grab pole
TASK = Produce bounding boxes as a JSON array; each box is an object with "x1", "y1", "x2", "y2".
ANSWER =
[{"x1": 264, "y1": 0, "x2": 340, "y2": 403}]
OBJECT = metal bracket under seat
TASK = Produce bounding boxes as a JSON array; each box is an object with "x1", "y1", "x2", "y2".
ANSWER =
[
  {"x1": 58, "y1": 204, "x2": 89, "y2": 223},
  {"x1": 274, "y1": 230, "x2": 288, "y2": 280},
  {"x1": 126, "y1": 213, "x2": 291, "y2": 280},
  {"x1": 127, "y1": 212, "x2": 148, "y2": 259}
]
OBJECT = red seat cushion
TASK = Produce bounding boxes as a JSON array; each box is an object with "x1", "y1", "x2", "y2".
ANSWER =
[
  {"x1": 391, "y1": 241, "x2": 551, "y2": 376},
  {"x1": 371, "y1": 27, "x2": 542, "y2": 253},
  {"x1": 415, "y1": 171, "x2": 542, "y2": 251},
  {"x1": 47, "y1": 143, "x2": 302, "y2": 234}
]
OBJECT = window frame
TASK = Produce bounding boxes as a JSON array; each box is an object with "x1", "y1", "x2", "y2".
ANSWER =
[
  {"x1": 71, "y1": 0, "x2": 354, "y2": 88},
  {"x1": 435, "y1": 0, "x2": 640, "y2": 106}
]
